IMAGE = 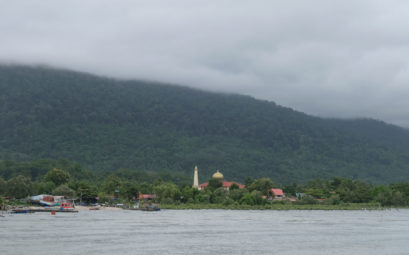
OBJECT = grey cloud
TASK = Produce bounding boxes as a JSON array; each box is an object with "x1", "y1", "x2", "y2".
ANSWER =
[{"x1": 1, "y1": 0, "x2": 409, "y2": 126}]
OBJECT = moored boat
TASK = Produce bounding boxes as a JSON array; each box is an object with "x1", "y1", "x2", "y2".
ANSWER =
[{"x1": 126, "y1": 204, "x2": 160, "y2": 211}]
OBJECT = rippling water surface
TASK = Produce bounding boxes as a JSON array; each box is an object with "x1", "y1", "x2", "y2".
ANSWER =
[{"x1": 1, "y1": 209, "x2": 409, "y2": 255}]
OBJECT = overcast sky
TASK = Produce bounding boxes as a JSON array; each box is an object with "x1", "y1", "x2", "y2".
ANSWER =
[{"x1": 1, "y1": 1, "x2": 409, "y2": 127}]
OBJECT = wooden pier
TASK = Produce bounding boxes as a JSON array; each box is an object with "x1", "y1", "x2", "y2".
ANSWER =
[{"x1": 11, "y1": 208, "x2": 78, "y2": 213}]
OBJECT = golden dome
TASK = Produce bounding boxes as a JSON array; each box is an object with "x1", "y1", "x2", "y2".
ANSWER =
[{"x1": 212, "y1": 170, "x2": 224, "y2": 180}]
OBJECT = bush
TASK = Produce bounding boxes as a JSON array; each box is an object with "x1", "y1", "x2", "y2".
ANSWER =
[
  {"x1": 240, "y1": 191, "x2": 263, "y2": 205},
  {"x1": 323, "y1": 194, "x2": 341, "y2": 205},
  {"x1": 295, "y1": 195, "x2": 318, "y2": 205}
]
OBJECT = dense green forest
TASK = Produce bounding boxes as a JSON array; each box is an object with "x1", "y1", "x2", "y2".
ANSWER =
[
  {"x1": 1, "y1": 65, "x2": 409, "y2": 183},
  {"x1": 0, "y1": 159, "x2": 190, "y2": 200},
  {"x1": 1, "y1": 159, "x2": 409, "y2": 208}
]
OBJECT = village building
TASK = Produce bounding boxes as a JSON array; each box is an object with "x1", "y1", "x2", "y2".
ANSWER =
[
  {"x1": 138, "y1": 193, "x2": 157, "y2": 202},
  {"x1": 271, "y1": 188, "x2": 285, "y2": 200},
  {"x1": 266, "y1": 188, "x2": 297, "y2": 202},
  {"x1": 193, "y1": 167, "x2": 245, "y2": 191}
]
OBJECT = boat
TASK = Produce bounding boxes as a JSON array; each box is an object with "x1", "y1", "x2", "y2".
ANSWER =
[
  {"x1": 127, "y1": 204, "x2": 160, "y2": 211},
  {"x1": 139, "y1": 206, "x2": 160, "y2": 211},
  {"x1": 60, "y1": 202, "x2": 75, "y2": 211}
]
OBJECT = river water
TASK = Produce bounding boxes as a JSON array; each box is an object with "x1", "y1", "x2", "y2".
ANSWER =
[{"x1": 1, "y1": 209, "x2": 409, "y2": 255}]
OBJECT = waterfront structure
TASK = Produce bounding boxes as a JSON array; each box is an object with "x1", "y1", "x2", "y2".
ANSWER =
[
  {"x1": 192, "y1": 166, "x2": 200, "y2": 190},
  {"x1": 199, "y1": 170, "x2": 245, "y2": 191},
  {"x1": 29, "y1": 194, "x2": 67, "y2": 206}
]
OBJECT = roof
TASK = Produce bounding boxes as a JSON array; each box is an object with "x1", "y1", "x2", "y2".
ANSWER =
[
  {"x1": 222, "y1": 181, "x2": 245, "y2": 189},
  {"x1": 200, "y1": 181, "x2": 245, "y2": 189},
  {"x1": 212, "y1": 170, "x2": 224, "y2": 179},
  {"x1": 140, "y1": 194, "x2": 156, "y2": 199},
  {"x1": 271, "y1": 189, "x2": 284, "y2": 196}
]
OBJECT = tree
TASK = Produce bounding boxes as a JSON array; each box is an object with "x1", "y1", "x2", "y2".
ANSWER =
[
  {"x1": 304, "y1": 188, "x2": 327, "y2": 199},
  {"x1": 6, "y1": 175, "x2": 33, "y2": 198},
  {"x1": 390, "y1": 183, "x2": 409, "y2": 204},
  {"x1": 0, "y1": 177, "x2": 6, "y2": 195},
  {"x1": 207, "y1": 178, "x2": 222, "y2": 191},
  {"x1": 240, "y1": 190, "x2": 263, "y2": 205},
  {"x1": 336, "y1": 179, "x2": 371, "y2": 203},
  {"x1": 244, "y1": 177, "x2": 254, "y2": 187},
  {"x1": 247, "y1": 178, "x2": 274, "y2": 195},
  {"x1": 121, "y1": 181, "x2": 139, "y2": 200},
  {"x1": 283, "y1": 182, "x2": 298, "y2": 197},
  {"x1": 230, "y1": 183, "x2": 240, "y2": 190},
  {"x1": 295, "y1": 195, "x2": 318, "y2": 205},
  {"x1": 211, "y1": 187, "x2": 229, "y2": 204},
  {"x1": 102, "y1": 175, "x2": 122, "y2": 194},
  {"x1": 181, "y1": 186, "x2": 198, "y2": 203},
  {"x1": 153, "y1": 183, "x2": 181, "y2": 203},
  {"x1": 44, "y1": 168, "x2": 70, "y2": 186},
  {"x1": 138, "y1": 182, "x2": 152, "y2": 194},
  {"x1": 77, "y1": 182, "x2": 98, "y2": 204},
  {"x1": 196, "y1": 189, "x2": 212, "y2": 203},
  {"x1": 33, "y1": 181, "x2": 56, "y2": 195},
  {"x1": 229, "y1": 188, "x2": 246, "y2": 202},
  {"x1": 52, "y1": 184, "x2": 75, "y2": 198}
]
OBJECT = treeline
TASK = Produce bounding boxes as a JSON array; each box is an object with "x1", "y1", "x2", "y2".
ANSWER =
[
  {"x1": 0, "y1": 159, "x2": 190, "y2": 202},
  {"x1": 1, "y1": 159, "x2": 409, "y2": 207},
  {"x1": 283, "y1": 178, "x2": 409, "y2": 206},
  {"x1": 150, "y1": 177, "x2": 409, "y2": 207},
  {"x1": 2, "y1": 65, "x2": 409, "y2": 184}
]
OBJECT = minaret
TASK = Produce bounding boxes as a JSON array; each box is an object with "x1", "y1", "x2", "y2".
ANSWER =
[{"x1": 193, "y1": 165, "x2": 199, "y2": 189}]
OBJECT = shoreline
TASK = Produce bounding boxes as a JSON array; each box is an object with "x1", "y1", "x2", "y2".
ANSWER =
[
  {"x1": 5, "y1": 203, "x2": 409, "y2": 212},
  {"x1": 159, "y1": 203, "x2": 390, "y2": 210},
  {"x1": 74, "y1": 205, "x2": 122, "y2": 211}
]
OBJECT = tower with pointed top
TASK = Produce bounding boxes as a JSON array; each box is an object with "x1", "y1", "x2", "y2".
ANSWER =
[{"x1": 193, "y1": 165, "x2": 199, "y2": 189}]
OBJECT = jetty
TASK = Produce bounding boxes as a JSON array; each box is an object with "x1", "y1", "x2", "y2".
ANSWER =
[{"x1": 11, "y1": 208, "x2": 78, "y2": 213}]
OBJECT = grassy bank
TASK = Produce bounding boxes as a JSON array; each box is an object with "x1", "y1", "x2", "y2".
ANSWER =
[{"x1": 160, "y1": 203, "x2": 386, "y2": 210}]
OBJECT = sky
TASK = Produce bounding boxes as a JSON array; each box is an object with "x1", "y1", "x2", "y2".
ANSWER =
[{"x1": 1, "y1": 1, "x2": 409, "y2": 127}]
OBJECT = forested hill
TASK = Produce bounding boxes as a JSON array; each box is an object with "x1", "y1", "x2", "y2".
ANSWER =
[{"x1": 1, "y1": 65, "x2": 409, "y2": 184}]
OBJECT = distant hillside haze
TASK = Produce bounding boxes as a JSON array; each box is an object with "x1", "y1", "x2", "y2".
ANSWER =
[{"x1": 1, "y1": 65, "x2": 409, "y2": 183}]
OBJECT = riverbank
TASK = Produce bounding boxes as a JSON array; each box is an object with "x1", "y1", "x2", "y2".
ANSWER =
[
  {"x1": 160, "y1": 203, "x2": 388, "y2": 210},
  {"x1": 74, "y1": 205, "x2": 122, "y2": 211},
  {"x1": 3, "y1": 202, "x2": 402, "y2": 212},
  {"x1": 1, "y1": 205, "x2": 123, "y2": 213}
]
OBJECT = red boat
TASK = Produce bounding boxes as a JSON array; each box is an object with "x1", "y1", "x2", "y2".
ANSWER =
[{"x1": 59, "y1": 202, "x2": 74, "y2": 211}]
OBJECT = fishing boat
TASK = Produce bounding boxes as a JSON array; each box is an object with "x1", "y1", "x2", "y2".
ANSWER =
[
  {"x1": 127, "y1": 204, "x2": 160, "y2": 211},
  {"x1": 59, "y1": 202, "x2": 76, "y2": 211},
  {"x1": 139, "y1": 205, "x2": 160, "y2": 211}
]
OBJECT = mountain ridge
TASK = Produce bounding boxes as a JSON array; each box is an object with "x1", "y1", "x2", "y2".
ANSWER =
[{"x1": 1, "y1": 65, "x2": 409, "y2": 183}]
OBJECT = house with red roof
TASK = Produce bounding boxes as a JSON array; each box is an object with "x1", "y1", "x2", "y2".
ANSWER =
[
  {"x1": 271, "y1": 188, "x2": 285, "y2": 200},
  {"x1": 138, "y1": 193, "x2": 157, "y2": 201}
]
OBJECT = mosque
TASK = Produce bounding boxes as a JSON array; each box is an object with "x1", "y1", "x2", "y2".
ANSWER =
[{"x1": 192, "y1": 166, "x2": 245, "y2": 191}]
